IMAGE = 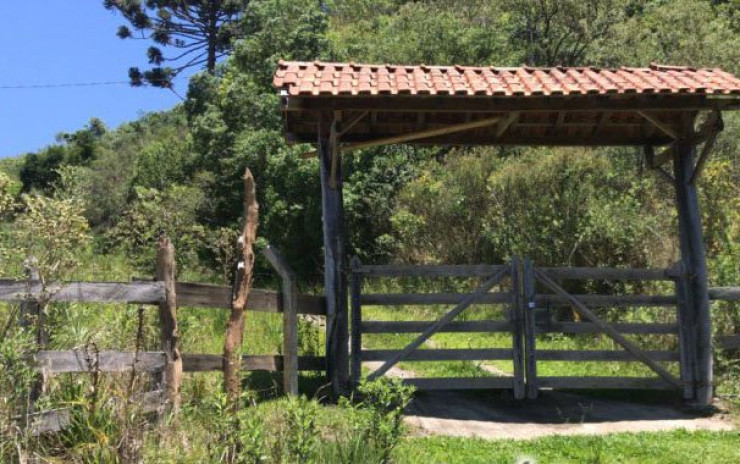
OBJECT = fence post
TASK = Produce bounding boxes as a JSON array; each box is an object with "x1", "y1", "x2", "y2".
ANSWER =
[
  {"x1": 263, "y1": 245, "x2": 299, "y2": 396},
  {"x1": 523, "y1": 258, "x2": 538, "y2": 399},
  {"x1": 350, "y1": 256, "x2": 362, "y2": 389},
  {"x1": 510, "y1": 256, "x2": 525, "y2": 400},
  {"x1": 20, "y1": 256, "x2": 44, "y2": 418},
  {"x1": 155, "y1": 236, "x2": 182, "y2": 413}
]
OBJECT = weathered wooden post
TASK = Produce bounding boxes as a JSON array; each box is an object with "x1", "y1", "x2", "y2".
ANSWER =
[
  {"x1": 263, "y1": 246, "x2": 299, "y2": 396},
  {"x1": 510, "y1": 256, "x2": 525, "y2": 400},
  {"x1": 350, "y1": 256, "x2": 362, "y2": 388},
  {"x1": 674, "y1": 262, "x2": 696, "y2": 400},
  {"x1": 19, "y1": 256, "x2": 44, "y2": 416},
  {"x1": 224, "y1": 168, "x2": 259, "y2": 406},
  {"x1": 155, "y1": 236, "x2": 182, "y2": 413},
  {"x1": 522, "y1": 258, "x2": 538, "y2": 399},
  {"x1": 319, "y1": 129, "x2": 349, "y2": 396},
  {"x1": 672, "y1": 137, "x2": 713, "y2": 405}
]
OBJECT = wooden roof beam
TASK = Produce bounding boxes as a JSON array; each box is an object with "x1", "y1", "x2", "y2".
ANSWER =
[
  {"x1": 637, "y1": 111, "x2": 680, "y2": 140},
  {"x1": 690, "y1": 111, "x2": 723, "y2": 184},
  {"x1": 342, "y1": 115, "x2": 502, "y2": 152}
]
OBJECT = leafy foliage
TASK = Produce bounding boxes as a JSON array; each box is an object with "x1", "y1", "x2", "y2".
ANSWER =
[{"x1": 104, "y1": 0, "x2": 248, "y2": 86}]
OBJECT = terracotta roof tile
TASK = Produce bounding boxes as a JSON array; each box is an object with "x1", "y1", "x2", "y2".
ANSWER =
[{"x1": 274, "y1": 61, "x2": 740, "y2": 98}]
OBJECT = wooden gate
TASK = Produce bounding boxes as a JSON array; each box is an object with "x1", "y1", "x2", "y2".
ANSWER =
[
  {"x1": 350, "y1": 257, "x2": 688, "y2": 398},
  {"x1": 522, "y1": 260, "x2": 688, "y2": 398},
  {"x1": 350, "y1": 258, "x2": 527, "y2": 398}
]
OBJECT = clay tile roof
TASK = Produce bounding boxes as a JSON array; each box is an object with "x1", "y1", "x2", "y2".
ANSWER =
[{"x1": 273, "y1": 61, "x2": 740, "y2": 97}]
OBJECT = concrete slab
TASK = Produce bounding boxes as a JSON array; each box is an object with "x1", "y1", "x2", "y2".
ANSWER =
[{"x1": 404, "y1": 389, "x2": 735, "y2": 440}]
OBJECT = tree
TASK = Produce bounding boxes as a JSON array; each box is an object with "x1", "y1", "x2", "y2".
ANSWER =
[
  {"x1": 503, "y1": 0, "x2": 628, "y2": 66},
  {"x1": 103, "y1": 0, "x2": 248, "y2": 87}
]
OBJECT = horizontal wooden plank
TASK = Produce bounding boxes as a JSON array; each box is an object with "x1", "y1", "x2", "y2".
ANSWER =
[
  {"x1": 176, "y1": 282, "x2": 326, "y2": 315},
  {"x1": 536, "y1": 350, "x2": 680, "y2": 362},
  {"x1": 355, "y1": 264, "x2": 509, "y2": 277},
  {"x1": 538, "y1": 376, "x2": 676, "y2": 390},
  {"x1": 539, "y1": 267, "x2": 675, "y2": 281},
  {"x1": 709, "y1": 287, "x2": 740, "y2": 302},
  {"x1": 36, "y1": 350, "x2": 166, "y2": 373},
  {"x1": 362, "y1": 348, "x2": 513, "y2": 362},
  {"x1": 362, "y1": 320, "x2": 513, "y2": 334},
  {"x1": 718, "y1": 335, "x2": 740, "y2": 350},
  {"x1": 545, "y1": 322, "x2": 678, "y2": 334},
  {"x1": 535, "y1": 294, "x2": 676, "y2": 307},
  {"x1": 181, "y1": 354, "x2": 326, "y2": 372},
  {"x1": 0, "y1": 281, "x2": 164, "y2": 304},
  {"x1": 403, "y1": 377, "x2": 514, "y2": 390},
  {"x1": 29, "y1": 408, "x2": 71, "y2": 435},
  {"x1": 360, "y1": 292, "x2": 510, "y2": 306}
]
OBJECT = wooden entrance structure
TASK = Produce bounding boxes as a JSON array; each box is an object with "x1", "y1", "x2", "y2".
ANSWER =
[{"x1": 273, "y1": 61, "x2": 740, "y2": 405}]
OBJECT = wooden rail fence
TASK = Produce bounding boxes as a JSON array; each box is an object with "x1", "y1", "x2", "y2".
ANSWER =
[{"x1": 3, "y1": 245, "x2": 327, "y2": 430}]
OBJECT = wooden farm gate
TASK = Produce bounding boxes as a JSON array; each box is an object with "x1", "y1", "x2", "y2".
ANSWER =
[
  {"x1": 350, "y1": 258, "x2": 527, "y2": 397},
  {"x1": 350, "y1": 258, "x2": 706, "y2": 398}
]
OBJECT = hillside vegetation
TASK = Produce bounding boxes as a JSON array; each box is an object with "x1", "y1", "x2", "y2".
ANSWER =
[{"x1": 1, "y1": 0, "x2": 739, "y2": 462}]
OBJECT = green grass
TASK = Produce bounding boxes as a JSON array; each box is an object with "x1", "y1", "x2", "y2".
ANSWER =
[{"x1": 395, "y1": 430, "x2": 740, "y2": 463}]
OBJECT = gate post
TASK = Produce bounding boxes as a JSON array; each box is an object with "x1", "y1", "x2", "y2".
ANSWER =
[
  {"x1": 350, "y1": 257, "x2": 362, "y2": 388},
  {"x1": 319, "y1": 133, "x2": 349, "y2": 396},
  {"x1": 672, "y1": 139, "x2": 713, "y2": 405},
  {"x1": 510, "y1": 256, "x2": 525, "y2": 399},
  {"x1": 523, "y1": 258, "x2": 538, "y2": 399}
]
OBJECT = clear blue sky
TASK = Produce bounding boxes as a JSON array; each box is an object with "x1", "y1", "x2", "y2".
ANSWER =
[{"x1": 0, "y1": 1, "x2": 194, "y2": 158}]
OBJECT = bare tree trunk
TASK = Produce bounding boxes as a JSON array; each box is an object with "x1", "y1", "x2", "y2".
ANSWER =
[{"x1": 223, "y1": 169, "x2": 259, "y2": 407}]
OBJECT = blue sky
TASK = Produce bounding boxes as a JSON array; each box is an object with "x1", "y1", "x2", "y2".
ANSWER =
[{"x1": 0, "y1": 1, "x2": 194, "y2": 158}]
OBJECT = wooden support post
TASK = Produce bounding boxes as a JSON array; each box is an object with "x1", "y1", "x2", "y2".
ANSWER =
[
  {"x1": 510, "y1": 257, "x2": 525, "y2": 400},
  {"x1": 319, "y1": 135, "x2": 349, "y2": 396},
  {"x1": 673, "y1": 139, "x2": 713, "y2": 405},
  {"x1": 155, "y1": 237, "x2": 182, "y2": 413},
  {"x1": 674, "y1": 264, "x2": 696, "y2": 400},
  {"x1": 224, "y1": 168, "x2": 259, "y2": 406},
  {"x1": 350, "y1": 256, "x2": 363, "y2": 388},
  {"x1": 523, "y1": 259, "x2": 538, "y2": 399},
  {"x1": 263, "y1": 246, "x2": 299, "y2": 396}
]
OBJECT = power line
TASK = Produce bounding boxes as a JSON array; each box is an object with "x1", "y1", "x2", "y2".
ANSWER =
[{"x1": 0, "y1": 77, "x2": 187, "y2": 89}]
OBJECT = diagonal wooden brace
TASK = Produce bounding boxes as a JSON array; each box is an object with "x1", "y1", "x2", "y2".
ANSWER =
[
  {"x1": 534, "y1": 269, "x2": 682, "y2": 388},
  {"x1": 367, "y1": 267, "x2": 509, "y2": 380}
]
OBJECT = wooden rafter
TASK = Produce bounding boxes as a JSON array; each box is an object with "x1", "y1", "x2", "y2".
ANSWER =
[
  {"x1": 343, "y1": 115, "x2": 503, "y2": 152},
  {"x1": 496, "y1": 112, "x2": 519, "y2": 137},
  {"x1": 689, "y1": 111, "x2": 724, "y2": 184},
  {"x1": 591, "y1": 111, "x2": 612, "y2": 138},
  {"x1": 637, "y1": 111, "x2": 679, "y2": 140}
]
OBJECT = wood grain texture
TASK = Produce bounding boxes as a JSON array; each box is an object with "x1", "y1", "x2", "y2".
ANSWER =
[
  {"x1": 0, "y1": 281, "x2": 164, "y2": 304},
  {"x1": 403, "y1": 377, "x2": 514, "y2": 390},
  {"x1": 535, "y1": 350, "x2": 680, "y2": 362},
  {"x1": 361, "y1": 320, "x2": 513, "y2": 334},
  {"x1": 263, "y1": 246, "x2": 299, "y2": 396},
  {"x1": 355, "y1": 264, "x2": 508, "y2": 277},
  {"x1": 545, "y1": 322, "x2": 678, "y2": 334},
  {"x1": 36, "y1": 350, "x2": 166, "y2": 373},
  {"x1": 360, "y1": 292, "x2": 510, "y2": 305},
  {"x1": 156, "y1": 237, "x2": 182, "y2": 412},
  {"x1": 362, "y1": 348, "x2": 514, "y2": 362}
]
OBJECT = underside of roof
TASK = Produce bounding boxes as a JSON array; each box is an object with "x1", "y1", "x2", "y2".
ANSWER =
[{"x1": 274, "y1": 61, "x2": 740, "y2": 147}]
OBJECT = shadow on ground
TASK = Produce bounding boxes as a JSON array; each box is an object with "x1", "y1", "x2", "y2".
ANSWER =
[{"x1": 404, "y1": 389, "x2": 734, "y2": 439}]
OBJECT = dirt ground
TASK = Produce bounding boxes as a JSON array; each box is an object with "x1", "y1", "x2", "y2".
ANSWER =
[{"x1": 403, "y1": 388, "x2": 735, "y2": 440}]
